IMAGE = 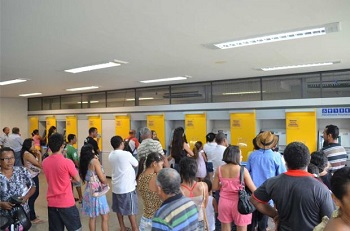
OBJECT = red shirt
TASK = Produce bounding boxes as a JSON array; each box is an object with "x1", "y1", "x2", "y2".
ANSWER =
[{"x1": 42, "y1": 154, "x2": 78, "y2": 207}]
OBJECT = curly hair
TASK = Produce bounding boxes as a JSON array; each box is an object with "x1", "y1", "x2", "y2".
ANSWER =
[
  {"x1": 284, "y1": 142, "x2": 310, "y2": 170},
  {"x1": 331, "y1": 167, "x2": 350, "y2": 201},
  {"x1": 310, "y1": 151, "x2": 328, "y2": 173}
]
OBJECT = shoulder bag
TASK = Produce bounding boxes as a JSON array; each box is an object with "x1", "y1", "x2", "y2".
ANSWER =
[
  {"x1": 238, "y1": 166, "x2": 255, "y2": 214},
  {"x1": 88, "y1": 162, "x2": 110, "y2": 197}
]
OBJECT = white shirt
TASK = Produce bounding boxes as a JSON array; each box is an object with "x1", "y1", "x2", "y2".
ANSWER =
[
  {"x1": 203, "y1": 142, "x2": 217, "y2": 162},
  {"x1": 206, "y1": 196, "x2": 215, "y2": 231},
  {"x1": 8, "y1": 134, "x2": 23, "y2": 152},
  {"x1": 108, "y1": 149, "x2": 139, "y2": 194},
  {"x1": 0, "y1": 134, "x2": 10, "y2": 147},
  {"x1": 212, "y1": 144, "x2": 226, "y2": 175}
]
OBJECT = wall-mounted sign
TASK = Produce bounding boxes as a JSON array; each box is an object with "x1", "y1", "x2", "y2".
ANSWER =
[{"x1": 321, "y1": 108, "x2": 350, "y2": 116}]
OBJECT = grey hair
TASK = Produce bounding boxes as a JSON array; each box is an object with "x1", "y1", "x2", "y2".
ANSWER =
[
  {"x1": 140, "y1": 127, "x2": 152, "y2": 136},
  {"x1": 156, "y1": 168, "x2": 181, "y2": 195}
]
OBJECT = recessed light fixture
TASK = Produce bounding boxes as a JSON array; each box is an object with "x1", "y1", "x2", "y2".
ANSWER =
[
  {"x1": 66, "y1": 86, "x2": 99, "y2": 91},
  {"x1": 222, "y1": 91, "x2": 265, "y2": 95},
  {"x1": 65, "y1": 60, "x2": 128, "y2": 74},
  {"x1": 0, "y1": 79, "x2": 27, "y2": 86},
  {"x1": 77, "y1": 101, "x2": 99, "y2": 104},
  {"x1": 259, "y1": 61, "x2": 340, "y2": 71},
  {"x1": 140, "y1": 76, "x2": 191, "y2": 83},
  {"x1": 206, "y1": 22, "x2": 340, "y2": 49},
  {"x1": 19, "y1": 92, "x2": 42, "y2": 97},
  {"x1": 126, "y1": 97, "x2": 154, "y2": 101}
]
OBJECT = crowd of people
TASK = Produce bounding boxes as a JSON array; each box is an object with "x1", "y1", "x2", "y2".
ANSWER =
[{"x1": 0, "y1": 124, "x2": 349, "y2": 231}]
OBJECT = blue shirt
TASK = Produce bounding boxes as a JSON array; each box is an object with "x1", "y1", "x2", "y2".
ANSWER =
[{"x1": 246, "y1": 149, "x2": 286, "y2": 188}]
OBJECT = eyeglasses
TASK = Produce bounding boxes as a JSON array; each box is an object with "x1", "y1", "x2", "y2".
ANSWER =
[{"x1": 0, "y1": 157, "x2": 15, "y2": 162}]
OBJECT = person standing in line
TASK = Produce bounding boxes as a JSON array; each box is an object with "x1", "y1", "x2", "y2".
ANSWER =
[
  {"x1": 169, "y1": 127, "x2": 194, "y2": 172},
  {"x1": 246, "y1": 131, "x2": 286, "y2": 231},
  {"x1": 151, "y1": 130, "x2": 159, "y2": 141},
  {"x1": 20, "y1": 138, "x2": 44, "y2": 224},
  {"x1": 66, "y1": 134, "x2": 83, "y2": 203},
  {"x1": 0, "y1": 127, "x2": 10, "y2": 148},
  {"x1": 203, "y1": 178, "x2": 218, "y2": 231},
  {"x1": 193, "y1": 141, "x2": 207, "y2": 181},
  {"x1": 42, "y1": 133, "x2": 82, "y2": 231},
  {"x1": 203, "y1": 132, "x2": 217, "y2": 181},
  {"x1": 212, "y1": 132, "x2": 228, "y2": 176},
  {"x1": 32, "y1": 129, "x2": 42, "y2": 151},
  {"x1": 322, "y1": 124, "x2": 347, "y2": 173},
  {"x1": 80, "y1": 144, "x2": 110, "y2": 231},
  {"x1": 84, "y1": 127, "x2": 101, "y2": 159},
  {"x1": 152, "y1": 168, "x2": 199, "y2": 231},
  {"x1": 250, "y1": 142, "x2": 334, "y2": 231},
  {"x1": 8, "y1": 127, "x2": 23, "y2": 166},
  {"x1": 109, "y1": 136, "x2": 139, "y2": 231},
  {"x1": 125, "y1": 129, "x2": 140, "y2": 159}
]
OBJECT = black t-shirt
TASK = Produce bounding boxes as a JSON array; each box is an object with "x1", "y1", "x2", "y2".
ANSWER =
[
  {"x1": 84, "y1": 137, "x2": 99, "y2": 154},
  {"x1": 253, "y1": 170, "x2": 334, "y2": 231}
]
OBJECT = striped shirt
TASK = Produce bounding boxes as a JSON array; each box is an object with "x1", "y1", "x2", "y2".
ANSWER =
[
  {"x1": 322, "y1": 143, "x2": 348, "y2": 172},
  {"x1": 152, "y1": 193, "x2": 199, "y2": 231}
]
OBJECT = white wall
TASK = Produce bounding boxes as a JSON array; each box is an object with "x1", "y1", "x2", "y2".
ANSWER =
[{"x1": 0, "y1": 97, "x2": 28, "y2": 137}]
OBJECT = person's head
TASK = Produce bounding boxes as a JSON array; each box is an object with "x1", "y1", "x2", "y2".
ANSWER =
[
  {"x1": 67, "y1": 134, "x2": 77, "y2": 144},
  {"x1": 12, "y1": 127, "x2": 20, "y2": 134},
  {"x1": 151, "y1": 130, "x2": 158, "y2": 139},
  {"x1": 2, "y1": 127, "x2": 10, "y2": 135},
  {"x1": 310, "y1": 151, "x2": 328, "y2": 173},
  {"x1": 110, "y1": 136, "x2": 124, "y2": 150},
  {"x1": 331, "y1": 167, "x2": 350, "y2": 212},
  {"x1": 88, "y1": 127, "x2": 98, "y2": 138},
  {"x1": 32, "y1": 129, "x2": 39, "y2": 137},
  {"x1": 215, "y1": 132, "x2": 228, "y2": 146},
  {"x1": 48, "y1": 133, "x2": 64, "y2": 153},
  {"x1": 255, "y1": 131, "x2": 278, "y2": 150},
  {"x1": 48, "y1": 126, "x2": 57, "y2": 137},
  {"x1": 252, "y1": 137, "x2": 259, "y2": 150},
  {"x1": 79, "y1": 144, "x2": 95, "y2": 182},
  {"x1": 206, "y1": 132, "x2": 216, "y2": 143},
  {"x1": 323, "y1": 124, "x2": 339, "y2": 143},
  {"x1": 156, "y1": 168, "x2": 181, "y2": 198},
  {"x1": 146, "y1": 152, "x2": 164, "y2": 172},
  {"x1": 284, "y1": 142, "x2": 310, "y2": 170},
  {"x1": 192, "y1": 141, "x2": 203, "y2": 159},
  {"x1": 20, "y1": 138, "x2": 34, "y2": 165},
  {"x1": 222, "y1": 145, "x2": 241, "y2": 164},
  {"x1": 307, "y1": 163, "x2": 319, "y2": 176},
  {"x1": 179, "y1": 157, "x2": 197, "y2": 183},
  {"x1": 129, "y1": 129, "x2": 136, "y2": 138},
  {"x1": 140, "y1": 127, "x2": 152, "y2": 140},
  {"x1": 171, "y1": 127, "x2": 186, "y2": 158},
  {"x1": 0, "y1": 147, "x2": 15, "y2": 170}
]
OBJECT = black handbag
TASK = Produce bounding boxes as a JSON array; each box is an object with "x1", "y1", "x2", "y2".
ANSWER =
[{"x1": 238, "y1": 166, "x2": 255, "y2": 214}]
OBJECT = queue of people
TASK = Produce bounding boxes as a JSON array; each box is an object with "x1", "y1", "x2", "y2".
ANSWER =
[{"x1": 0, "y1": 124, "x2": 349, "y2": 231}]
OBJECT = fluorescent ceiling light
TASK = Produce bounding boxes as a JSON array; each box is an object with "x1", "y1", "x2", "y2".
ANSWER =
[
  {"x1": 222, "y1": 91, "x2": 265, "y2": 95},
  {"x1": 78, "y1": 101, "x2": 99, "y2": 104},
  {"x1": 140, "y1": 76, "x2": 190, "y2": 83},
  {"x1": 19, "y1": 93, "x2": 42, "y2": 97},
  {"x1": 65, "y1": 62, "x2": 121, "y2": 73},
  {"x1": 260, "y1": 61, "x2": 340, "y2": 71},
  {"x1": 208, "y1": 22, "x2": 339, "y2": 49},
  {"x1": 126, "y1": 97, "x2": 154, "y2": 101},
  {"x1": 0, "y1": 79, "x2": 27, "y2": 86},
  {"x1": 66, "y1": 86, "x2": 99, "y2": 91}
]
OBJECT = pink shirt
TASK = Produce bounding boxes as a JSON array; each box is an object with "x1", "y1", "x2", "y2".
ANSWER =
[{"x1": 42, "y1": 154, "x2": 78, "y2": 207}]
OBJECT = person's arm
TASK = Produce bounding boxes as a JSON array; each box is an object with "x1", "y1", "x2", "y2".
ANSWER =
[
  {"x1": 201, "y1": 152, "x2": 208, "y2": 162},
  {"x1": 243, "y1": 168, "x2": 256, "y2": 192},
  {"x1": 157, "y1": 142, "x2": 169, "y2": 168},
  {"x1": 212, "y1": 170, "x2": 220, "y2": 191},
  {"x1": 249, "y1": 182, "x2": 278, "y2": 220},
  {"x1": 68, "y1": 160, "x2": 81, "y2": 182},
  {"x1": 129, "y1": 152, "x2": 139, "y2": 167},
  {"x1": 24, "y1": 152, "x2": 42, "y2": 168},
  {"x1": 93, "y1": 158, "x2": 107, "y2": 184},
  {"x1": 202, "y1": 182, "x2": 209, "y2": 208},
  {"x1": 212, "y1": 197, "x2": 218, "y2": 213},
  {"x1": 21, "y1": 186, "x2": 36, "y2": 204},
  {"x1": 183, "y1": 143, "x2": 194, "y2": 157}
]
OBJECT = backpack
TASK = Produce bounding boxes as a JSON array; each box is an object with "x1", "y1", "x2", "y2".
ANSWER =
[{"x1": 124, "y1": 139, "x2": 136, "y2": 154}]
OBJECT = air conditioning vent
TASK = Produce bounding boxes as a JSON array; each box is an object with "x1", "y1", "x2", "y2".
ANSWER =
[{"x1": 163, "y1": 91, "x2": 202, "y2": 99}]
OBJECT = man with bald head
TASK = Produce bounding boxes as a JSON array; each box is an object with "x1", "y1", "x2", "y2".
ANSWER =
[{"x1": 0, "y1": 127, "x2": 10, "y2": 148}]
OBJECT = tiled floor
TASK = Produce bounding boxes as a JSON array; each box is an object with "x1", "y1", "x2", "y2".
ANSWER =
[{"x1": 29, "y1": 173, "x2": 143, "y2": 231}]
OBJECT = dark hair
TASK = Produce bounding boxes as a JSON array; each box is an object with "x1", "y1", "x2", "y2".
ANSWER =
[
  {"x1": 215, "y1": 132, "x2": 226, "y2": 145},
  {"x1": 203, "y1": 178, "x2": 212, "y2": 192},
  {"x1": 12, "y1": 127, "x2": 20, "y2": 134},
  {"x1": 67, "y1": 134, "x2": 76, "y2": 142},
  {"x1": 252, "y1": 137, "x2": 259, "y2": 150},
  {"x1": 89, "y1": 127, "x2": 97, "y2": 135},
  {"x1": 136, "y1": 152, "x2": 163, "y2": 180},
  {"x1": 222, "y1": 145, "x2": 241, "y2": 164},
  {"x1": 179, "y1": 157, "x2": 197, "y2": 182},
  {"x1": 48, "y1": 133, "x2": 64, "y2": 153},
  {"x1": 325, "y1": 124, "x2": 339, "y2": 139},
  {"x1": 20, "y1": 138, "x2": 34, "y2": 165},
  {"x1": 331, "y1": 167, "x2": 350, "y2": 201},
  {"x1": 310, "y1": 151, "x2": 328, "y2": 173},
  {"x1": 110, "y1": 136, "x2": 123, "y2": 149},
  {"x1": 171, "y1": 127, "x2": 186, "y2": 160},
  {"x1": 206, "y1": 133, "x2": 216, "y2": 143},
  {"x1": 48, "y1": 126, "x2": 57, "y2": 138},
  {"x1": 2, "y1": 127, "x2": 9, "y2": 133},
  {"x1": 32, "y1": 129, "x2": 39, "y2": 136},
  {"x1": 284, "y1": 142, "x2": 310, "y2": 170},
  {"x1": 192, "y1": 141, "x2": 203, "y2": 159},
  {"x1": 79, "y1": 144, "x2": 95, "y2": 182},
  {"x1": 307, "y1": 163, "x2": 319, "y2": 176},
  {"x1": 0, "y1": 147, "x2": 15, "y2": 157}
]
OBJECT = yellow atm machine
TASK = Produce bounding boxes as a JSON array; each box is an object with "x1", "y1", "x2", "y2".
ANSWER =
[
  {"x1": 66, "y1": 115, "x2": 78, "y2": 148},
  {"x1": 28, "y1": 116, "x2": 39, "y2": 137},
  {"x1": 185, "y1": 113, "x2": 206, "y2": 149},
  {"x1": 115, "y1": 115, "x2": 130, "y2": 139}
]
